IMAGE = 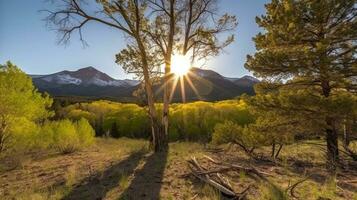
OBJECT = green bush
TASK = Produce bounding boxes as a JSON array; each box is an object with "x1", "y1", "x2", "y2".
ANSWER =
[
  {"x1": 212, "y1": 121, "x2": 265, "y2": 154},
  {"x1": 75, "y1": 118, "x2": 95, "y2": 146},
  {"x1": 0, "y1": 61, "x2": 53, "y2": 154},
  {"x1": 53, "y1": 119, "x2": 80, "y2": 153},
  {"x1": 59, "y1": 100, "x2": 254, "y2": 142},
  {"x1": 41, "y1": 118, "x2": 95, "y2": 154}
]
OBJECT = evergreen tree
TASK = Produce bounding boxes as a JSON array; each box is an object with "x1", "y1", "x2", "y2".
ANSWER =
[{"x1": 245, "y1": 0, "x2": 357, "y2": 172}]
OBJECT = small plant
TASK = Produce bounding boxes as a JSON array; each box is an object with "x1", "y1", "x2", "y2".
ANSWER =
[
  {"x1": 119, "y1": 172, "x2": 129, "y2": 189},
  {"x1": 259, "y1": 183, "x2": 288, "y2": 200},
  {"x1": 199, "y1": 184, "x2": 221, "y2": 200}
]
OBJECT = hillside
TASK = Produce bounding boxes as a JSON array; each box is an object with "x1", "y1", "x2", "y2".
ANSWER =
[{"x1": 31, "y1": 67, "x2": 259, "y2": 102}]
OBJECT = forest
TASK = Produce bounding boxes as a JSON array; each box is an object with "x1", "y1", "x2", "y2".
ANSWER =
[{"x1": 1, "y1": 0, "x2": 357, "y2": 199}]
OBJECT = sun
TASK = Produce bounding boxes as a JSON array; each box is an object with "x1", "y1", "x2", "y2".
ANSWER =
[{"x1": 171, "y1": 54, "x2": 191, "y2": 76}]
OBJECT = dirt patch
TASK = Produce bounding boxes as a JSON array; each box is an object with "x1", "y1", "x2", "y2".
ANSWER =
[{"x1": 0, "y1": 139, "x2": 356, "y2": 200}]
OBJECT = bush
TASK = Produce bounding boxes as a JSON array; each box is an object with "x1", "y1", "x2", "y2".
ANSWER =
[
  {"x1": 42, "y1": 118, "x2": 95, "y2": 154},
  {"x1": 75, "y1": 118, "x2": 95, "y2": 146},
  {"x1": 0, "y1": 62, "x2": 53, "y2": 154},
  {"x1": 59, "y1": 100, "x2": 254, "y2": 142},
  {"x1": 212, "y1": 121, "x2": 265, "y2": 155},
  {"x1": 52, "y1": 119, "x2": 79, "y2": 153}
]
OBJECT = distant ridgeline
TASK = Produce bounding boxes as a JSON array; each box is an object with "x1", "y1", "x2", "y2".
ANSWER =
[{"x1": 30, "y1": 66, "x2": 258, "y2": 103}]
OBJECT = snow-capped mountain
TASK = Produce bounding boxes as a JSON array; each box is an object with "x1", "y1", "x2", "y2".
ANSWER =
[
  {"x1": 31, "y1": 67, "x2": 140, "y2": 87},
  {"x1": 31, "y1": 66, "x2": 258, "y2": 102}
]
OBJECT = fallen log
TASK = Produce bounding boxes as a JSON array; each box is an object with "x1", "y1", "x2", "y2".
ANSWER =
[
  {"x1": 187, "y1": 157, "x2": 237, "y2": 198},
  {"x1": 203, "y1": 155, "x2": 271, "y2": 181}
]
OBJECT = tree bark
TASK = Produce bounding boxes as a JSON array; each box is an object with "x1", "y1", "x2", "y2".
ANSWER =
[
  {"x1": 326, "y1": 117, "x2": 339, "y2": 172},
  {"x1": 322, "y1": 80, "x2": 339, "y2": 172},
  {"x1": 162, "y1": 0, "x2": 175, "y2": 146},
  {"x1": 137, "y1": 39, "x2": 167, "y2": 152}
]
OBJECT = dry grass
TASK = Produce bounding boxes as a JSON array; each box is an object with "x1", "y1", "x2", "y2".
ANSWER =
[{"x1": 0, "y1": 139, "x2": 356, "y2": 199}]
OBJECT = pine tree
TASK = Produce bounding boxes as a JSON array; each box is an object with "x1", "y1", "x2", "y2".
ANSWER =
[{"x1": 245, "y1": 0, "x2": 357, "y2": 172}]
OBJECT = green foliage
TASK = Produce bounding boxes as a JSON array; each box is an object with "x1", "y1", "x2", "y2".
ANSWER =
[
  {"x1": 41, "y1": 119, "x2": 95, "y2": 154},
  {"x1": 212, "y1": 121, "x2": 265, "y2": 153},
  {"x1": 245, "y1": 0, "x2": 357, "y2": 168},
  {"x1": 59, "y1": 100, "x2": 254, "y2": 142},
  {"x1": 169, "y1": 100, "x2": 254, "y2": 142},
  {"x1": 259, "y1": 183, "x2": 288, "y2": 200},
  {"x1": 75, "y1": 118, "x2": 95, "y2": 147},
  {"x1": 0, "y1": 61, "x2": 53, "y2": 153}
]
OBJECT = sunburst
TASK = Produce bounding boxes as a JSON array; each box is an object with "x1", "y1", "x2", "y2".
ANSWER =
[{"x1": 171, "y1": 54, "x2": 191, "y2": 77}]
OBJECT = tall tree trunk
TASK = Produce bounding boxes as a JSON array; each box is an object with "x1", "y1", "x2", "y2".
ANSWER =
[
  {"x1": 138, "y1": 40, "x2": 167, "y2": 152},
  {"x1": 161, "y1": 0, "x2": 175, "y2": 146},
  {"x1": 326, "y1": 117, "x2": 339, "y2": 171},
  {"x1": 162, "y1": 62, "x2": 171, "y2": 142},
  {"x1": 322, "y1": 80, "x2": 339, "y2": 172}
]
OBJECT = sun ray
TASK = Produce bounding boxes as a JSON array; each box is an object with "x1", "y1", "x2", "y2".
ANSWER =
[
  {"x1": 184, "y1": 74, "x2": 202, "y2": 100},
  {"x1": 179, "y1": 76, "x2": 186, "y2": 103},
  {"x1": 169, "y1": 76, "x2": 180, "y2": 103},
  {"x1": 186, "y1": 70, "x2": 214, "y2": 91},
  {"x1": 171, "y1": 54, "x2": 191, "y2": 77},
  {"x1": 155, "y1": 74, "x2": 175, "y2": 96}
]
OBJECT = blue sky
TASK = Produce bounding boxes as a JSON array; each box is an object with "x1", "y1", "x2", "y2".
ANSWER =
[{"x1": 0, "y1": 0, "x2": 268, "y2": 79}]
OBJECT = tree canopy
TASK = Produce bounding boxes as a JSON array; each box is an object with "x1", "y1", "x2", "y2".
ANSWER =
[
  {"x1": 0, "y1": 62, "x2": 53, "y2": 152},
  {"x1": 245, "y1": 0, "x2": 357, "y2": 171}
]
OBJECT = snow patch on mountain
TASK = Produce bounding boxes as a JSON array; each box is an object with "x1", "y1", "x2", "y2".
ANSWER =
[
  {"x1": 43, "y1": 74, "x2": 82, "y2": 85},
  {"x1": 225, "y1": 75, "x2": 259, "y2": 83},
  {"x1": 32, "y1": 67, "x2": 141, "y2": 87},
  {"x1": 87, "y1": 78, "x2": 139, "y2": 87}
]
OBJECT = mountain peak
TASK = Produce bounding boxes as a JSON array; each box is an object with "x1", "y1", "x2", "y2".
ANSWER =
[
  {"x1": 76, "y1": 66, "x2": 97, "y2": 72},
  {"x1": 31, "y1": 67, "x2": 140, "y2": 87}
]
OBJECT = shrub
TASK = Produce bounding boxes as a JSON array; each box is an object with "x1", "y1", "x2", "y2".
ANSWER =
[
  {"x1": 0, "y1": 62, "x2": 53, "y2": 154},
  {"x1": 42, "y1": 118, "x2": 95, "y2": 154},
  {"x1": 52, "y1": 119, "x2": 80, "y2": 153},
  {"x1": 212, "y1": 121, "x2": 264, "y2": 155},
  {"x1": 75, "y1": 118, "x2": 95, "y2": 146},
  {"x1": 59, "y1": 99, "x2": 254, "y2": 142}
]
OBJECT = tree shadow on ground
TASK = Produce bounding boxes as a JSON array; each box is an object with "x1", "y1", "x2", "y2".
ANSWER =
[
  {"x1": 119, "y1": 150, "x2": 168, "y2": 200},
  {"x1": 63, "y1": 149, "x2": 146, "y2": 200}
]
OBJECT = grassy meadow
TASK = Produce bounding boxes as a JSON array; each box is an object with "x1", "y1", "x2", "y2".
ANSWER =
[
  {"x1": 1, "y1": 0, "x2": 357, "y2": 199},
  {"x1": 1, "y1": 138, "x2": 356, "y2": 200}
]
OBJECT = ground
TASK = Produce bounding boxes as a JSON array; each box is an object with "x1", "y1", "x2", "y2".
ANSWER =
[{"x1": 0, "y1": 138, "x2": 356, "y2": 200}]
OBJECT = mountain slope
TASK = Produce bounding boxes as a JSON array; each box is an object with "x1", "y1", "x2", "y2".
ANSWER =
[
  {"x1": 31, "y1": 66, "x2": 258, "y2": 102},
  {"x1": 167, "y1": 67, "x2": 257, "y2": 102}
]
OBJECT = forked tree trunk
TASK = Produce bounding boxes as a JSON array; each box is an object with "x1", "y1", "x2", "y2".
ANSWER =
[
  {"x1": 161, "y1": 0, "x2": 175, "y2": 147},
  {"x1": 138, "y1": 40, "x2": 168, "y2": 152},
  {"x1": 162, "y1": 61, "x2": 171, "y2": 144}
]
